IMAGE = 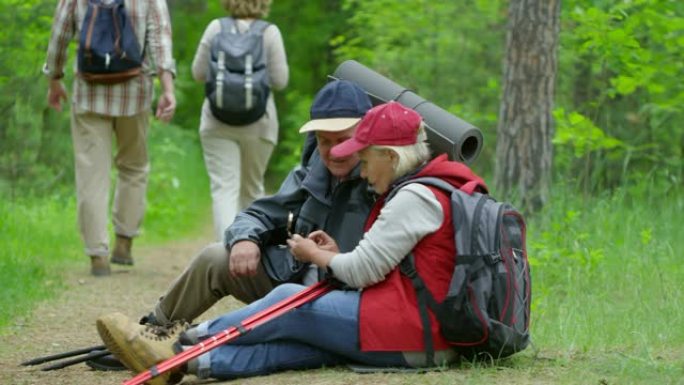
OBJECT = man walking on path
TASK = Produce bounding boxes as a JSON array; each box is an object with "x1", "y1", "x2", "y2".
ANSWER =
[{"x1": 43, "y1": 0, "x2": 177, "y2": 276}]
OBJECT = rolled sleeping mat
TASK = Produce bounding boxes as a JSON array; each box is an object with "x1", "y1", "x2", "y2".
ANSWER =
[{"x1": 332, "y1": 60, "x2": 483, "y2": 164}]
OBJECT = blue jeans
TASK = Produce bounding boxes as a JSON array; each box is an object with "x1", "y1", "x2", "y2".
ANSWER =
[{"x1": 192, "y1": 283, "x2": 407, "y2": 379}]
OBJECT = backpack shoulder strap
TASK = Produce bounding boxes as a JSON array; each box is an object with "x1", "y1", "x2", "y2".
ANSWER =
[
  {"x1": 219, "y1": 17, "x2": 236, "y2": 34},
  {"x1": 385, "y1": 176, "x2": 456, "y2": 202},
  {"x1": 399, "y1": 253, "x2": 439, "y2": 366},
  {"x1": 249, "y1": 19, "x2": 271, "y2": 35}
]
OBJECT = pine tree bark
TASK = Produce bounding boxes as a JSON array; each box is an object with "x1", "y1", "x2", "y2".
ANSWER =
[{"x1": 495, "y1": 0, "x2": 560, "y2": 213}]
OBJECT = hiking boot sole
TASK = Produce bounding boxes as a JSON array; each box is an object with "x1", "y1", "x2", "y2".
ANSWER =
[{"x1": 110, "y1": 256, "x2": 134, "y2": 266}]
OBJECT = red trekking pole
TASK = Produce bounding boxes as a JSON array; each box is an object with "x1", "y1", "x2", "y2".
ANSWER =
[{"x1": 122, "y1": 280, "x2": 335, "y2": 385}]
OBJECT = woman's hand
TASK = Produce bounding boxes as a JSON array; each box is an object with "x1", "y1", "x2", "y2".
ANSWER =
[
  {"x1": 287, "y1": 234, "x2": 319, "y2": 263},
  {"x1": 287, "y1": 234, "x2": 335, "y2": 267},
  {"x1": 307, "y1": 230, "x2": 339, "y2": 253}
]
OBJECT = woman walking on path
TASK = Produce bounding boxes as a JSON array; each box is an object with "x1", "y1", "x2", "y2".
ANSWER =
[{"x1": 192, "y1": 0, "x2": 289, "y2": 240}]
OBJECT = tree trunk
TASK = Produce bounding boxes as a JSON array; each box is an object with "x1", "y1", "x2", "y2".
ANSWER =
[{"x1": 495, "y1": 0, "x2": 560, "y2": 213}]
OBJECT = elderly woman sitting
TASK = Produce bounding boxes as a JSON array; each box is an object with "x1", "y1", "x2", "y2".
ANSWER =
[{"x1": 96, "y1": 102, "x2": 487, "y2": 383}]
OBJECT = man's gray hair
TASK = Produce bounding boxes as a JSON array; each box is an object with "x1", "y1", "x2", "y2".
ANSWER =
[{"x1": 373, "y1": 123, "x2": 432, "y2": 179}]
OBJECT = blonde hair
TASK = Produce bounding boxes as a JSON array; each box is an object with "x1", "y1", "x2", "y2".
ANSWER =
[
  {"x1": 373, "y1": 123, "x2": 432, "y2": 179},
  {"x1": 221, "y1": 0, "x2": 272, "y2": 18}
]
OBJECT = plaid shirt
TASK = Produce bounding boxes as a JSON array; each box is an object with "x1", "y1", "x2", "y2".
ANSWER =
[{"x1": 44, "y1": 0, "x2": 175, "y2": 116}]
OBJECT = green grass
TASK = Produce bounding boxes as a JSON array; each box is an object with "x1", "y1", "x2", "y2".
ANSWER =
[
  {"x1": 0, "y1": 196, "x2": 80, "y2": 328},
  {"x1": 525, "y1": 180, "x2": 684, "y2": 383},
  {"x1": 0, "y1": 122, "x2": 210, "y2": 330}
]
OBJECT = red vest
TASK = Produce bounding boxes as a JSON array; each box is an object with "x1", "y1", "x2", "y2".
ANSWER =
[{"x1": 359, "y1": 185, "x2": 455, "y2": 351}]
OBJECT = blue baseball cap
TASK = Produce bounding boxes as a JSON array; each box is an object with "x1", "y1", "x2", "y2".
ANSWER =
[{"x1": 299, "y1": 80, "x2": 372, "y2": 133}]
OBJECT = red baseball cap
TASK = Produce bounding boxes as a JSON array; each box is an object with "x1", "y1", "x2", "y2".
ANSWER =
[{"x1": 331, "y1": 101, "x2": 422, "y2": 158}]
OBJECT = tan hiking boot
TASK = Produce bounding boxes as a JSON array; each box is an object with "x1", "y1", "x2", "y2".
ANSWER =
[
  {"x1": 96, "y1": 312, "x2": 189, "y2": 385},
  {"x1": 90, "y1": 256, "x2": 111, "y2": 276},
  {"x1": 111, "y1": 234, "x2": 134, "y2": 265}
]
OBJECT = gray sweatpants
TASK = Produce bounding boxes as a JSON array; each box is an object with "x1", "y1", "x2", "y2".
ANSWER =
[{"x1": 153, "y1": 242, "x2": 275, "y2": 324}]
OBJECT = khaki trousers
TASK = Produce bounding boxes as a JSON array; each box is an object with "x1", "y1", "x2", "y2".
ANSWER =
[
  {"x1": 153, "y1": 242, "x2": 275, "y2": 324},
  {"x1": 71, "y1": 110, "x2": 149, "y2": 257},
  {"x1": 199, "y1": 125, "x2": 275, "y2": 241}
]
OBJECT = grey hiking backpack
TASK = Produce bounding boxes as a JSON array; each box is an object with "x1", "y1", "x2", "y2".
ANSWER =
[
  {"x1": 206, "y1": 17, "x2": 271, "y2": 125},
  {"x1": 389, "y1": 177, "x2": 531, "y2": 363}
]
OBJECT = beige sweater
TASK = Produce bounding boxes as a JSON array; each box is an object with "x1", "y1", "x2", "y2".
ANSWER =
[{"x1": 191, "y1": 18, "x2": 289, "y2": 144}]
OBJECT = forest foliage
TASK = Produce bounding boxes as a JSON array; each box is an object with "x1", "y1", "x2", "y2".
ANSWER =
[{"x1": 1, "y1": 0, "x2": 681, "y2": 200}]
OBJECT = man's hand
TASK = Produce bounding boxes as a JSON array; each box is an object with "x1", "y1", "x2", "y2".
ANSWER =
[
  {"x1": 47, "y1": 79, "x2": 67, "y2": 112},
  {"x1": 155, "y1": 71, "x2": 176, "y2": 123},
  {"x1": 155, "y1": 91, "x2": 176, "y2": 123},
  {"x1": 229, "y1": 240, "x2": 261, "y2": 277}
]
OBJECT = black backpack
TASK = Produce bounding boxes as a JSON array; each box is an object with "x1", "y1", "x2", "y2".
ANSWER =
[
  {"x1": 77, "y1": 0, "x2": 143, "y2": 84},
  {"x1": 389, "y1": 177, "x2": 531, "y2": 363},
  {"x1": 206, "y1": 17, "x2": 271, "y2": 126}
]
